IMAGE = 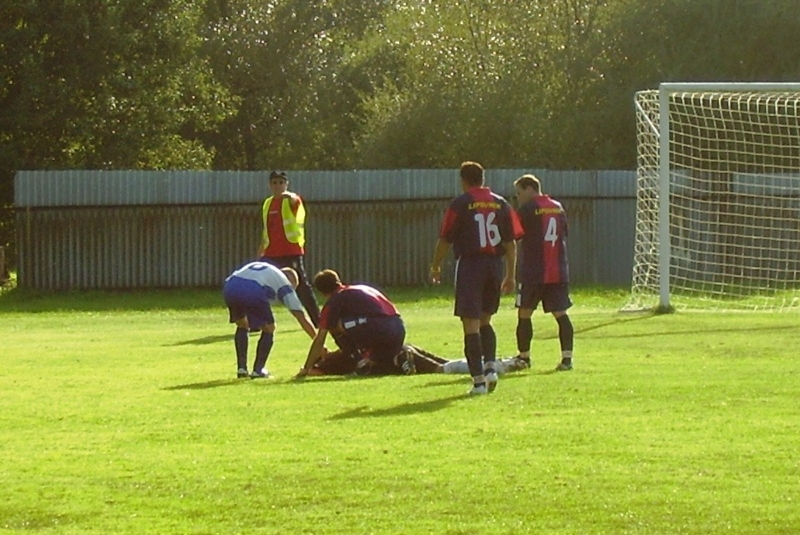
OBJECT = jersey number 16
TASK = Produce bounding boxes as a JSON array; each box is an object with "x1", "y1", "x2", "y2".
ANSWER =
[{"x1": 474, "y1": 212, "x2": 501, "y2": 248}]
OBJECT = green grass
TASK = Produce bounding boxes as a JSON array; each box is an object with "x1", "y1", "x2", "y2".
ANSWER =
[{"x1": 1, "y1": 285, "x2": 799, "y2": 534}]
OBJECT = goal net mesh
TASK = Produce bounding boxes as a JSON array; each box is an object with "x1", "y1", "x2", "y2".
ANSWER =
[{"x1": 626, "y1": 88, "x2": 800, "y2": 311}]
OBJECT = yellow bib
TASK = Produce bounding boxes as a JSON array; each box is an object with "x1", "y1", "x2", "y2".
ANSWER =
[{"x1": 261, "y1": 195, "x2": 306, "y2": 250}]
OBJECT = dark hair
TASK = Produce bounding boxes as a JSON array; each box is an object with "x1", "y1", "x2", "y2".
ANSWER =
[
  {"x1": 313, "y1": 269, "x2": 343, "y2": 294},
  {"x1": 459, "y1": 161, "x2": 484, "y2": 187},
  {"x1": 514, "y1": 174, "x2": 541, "y2": 193},
  {"x1": 269, "y1": 170, "x2": 288, "y2": 180}
]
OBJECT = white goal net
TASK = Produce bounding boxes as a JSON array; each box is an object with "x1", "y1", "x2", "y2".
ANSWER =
[{"x1": 626, "y1": 83, "x2": 800, "y2": 311}]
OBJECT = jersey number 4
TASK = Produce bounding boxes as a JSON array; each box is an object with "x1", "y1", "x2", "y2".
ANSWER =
[
  {"x1": 474, "y1": 212, "x2": 501, "y2": 248},
  {"x1": 544, "y1": 216, "x2": 559, "y2": 246}
]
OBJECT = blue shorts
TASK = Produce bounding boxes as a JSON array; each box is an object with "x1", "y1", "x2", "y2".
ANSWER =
[
  {"x1": 516, "y1": 282, "x2": 572, "y2": 313},
  {"x1": 454, "y1": 255, "x2": 504, "y2": 319},
  {"x1": 222, "y1": 277, "x2": 275, "y2": 329}
]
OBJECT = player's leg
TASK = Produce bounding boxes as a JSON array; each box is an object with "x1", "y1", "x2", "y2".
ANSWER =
[
  {"x1": 251, "y1": 323, "x2": 276, "y2": 378},
  {"x1": 440, "y1": 359, "x2": 470, "y2": 374},
  {"x1": 234, "y1": 319, "x2": 250, "y2": 378},
  {"x1": 479, "y1": 316, "x2": 497, "y2": 367},
  {"x1": 544, "y1": 284, "x2": 574, "y2": 371},
  {"x1": 515, "y1": 307, "x2": 534, "y2": 368},
  {"x1": 403, "y1": 344, "x2": 449, "y2": 374},
  {"x1": 455, "y1": 257, "x2": 489, "y2": 395},
  {"x1": 245, "y1": 295, "x2": 276, "y2": 378},
  {"x1": 406, "y1": 344, "x2": 448, "y2": 364},
  {"x1": 223, "y1": 278, "x2": 253, "y2": 378},
  {"x1": 515, "y1": 282, "x2": 541, "y2": 369},
  {"x1": 480, "y1": 257, "x2": 503, "y2": 392},
  {"x1": 331, "y1": 329, "x2": 358, "y2": 357},
  {"x1": 479, "y1": 314, "x2": 499, "y2": 392},
  {"x1": 291, "y1": 256, "x2": 321, "y2": 327},
  {"x1": 359, "y1": 316, "x2": 407, "y2": 375},
  {"x1": 480, "y1": 256, "x2": 503, "y2": 368},
  {"x1": 461, "y1": 317, "x2": 485, "y2": 393},
  {"x1": 552, "y1": 311, "x2": 574, "y2": 370}
]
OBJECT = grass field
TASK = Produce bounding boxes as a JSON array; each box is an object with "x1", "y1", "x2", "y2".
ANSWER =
[{"x1": 1, "y1": 284, "x2": 799, "y2": 535}]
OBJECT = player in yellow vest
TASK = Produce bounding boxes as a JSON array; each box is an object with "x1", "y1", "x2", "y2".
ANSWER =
[{"x1": 258, "y1": 170, "x2": 320, "y2": 326}]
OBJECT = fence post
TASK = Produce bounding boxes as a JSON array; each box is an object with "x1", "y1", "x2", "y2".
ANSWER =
[{"x1": 0, "y1": 246, "x2": 5, "y2": 282}]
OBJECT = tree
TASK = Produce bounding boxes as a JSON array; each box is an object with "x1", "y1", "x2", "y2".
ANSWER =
[
  {"x1": 0, "y1": 0, "x2": 237, "y2": 267},
  {"x1": 200, "y1": 0, "x2": 392, "y2": 170}
]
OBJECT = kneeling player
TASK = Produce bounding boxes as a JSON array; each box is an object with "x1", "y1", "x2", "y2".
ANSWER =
[{"x1": 295, "y1": 269, "x2": 406, "y2": 378}]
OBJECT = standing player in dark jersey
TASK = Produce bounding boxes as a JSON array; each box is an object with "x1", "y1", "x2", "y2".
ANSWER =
[
  {"x1": 295, "y1": 269, "x2": 408, "y2": 377},
  {"x1": 513, "y1": 174, "x2": 574, "y2": 371},
  {"x1": 430, "y1": 161, "x2": 523, "y2": 395}
]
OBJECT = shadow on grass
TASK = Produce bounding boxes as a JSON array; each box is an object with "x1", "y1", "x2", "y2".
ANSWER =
[
  {"x1": 168, "y1": 327, "x2": 307, "y2": 347},
  {"x1": 328, "y1": 394, "x2": 466, "y2": 420},
  {"x1": 576, "y1": 311, "x2": 655, "y2": 335},
  {"x1": 162, "y1": 379, "x2": 250, "y2": 390},
  {"x1": 420, "y1": 373, "x2": 529, "y2": 387},
  {"x1": 167, "y1": 334, "x2": 230, "y2": 346},
  {"x1": 163, "y1": 374, "x2": 352, "y2": 391}
]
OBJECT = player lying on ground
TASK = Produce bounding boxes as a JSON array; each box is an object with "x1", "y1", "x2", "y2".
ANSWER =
[{"x1": 302, "y1": 343, "x2": 530, "y2": 377}]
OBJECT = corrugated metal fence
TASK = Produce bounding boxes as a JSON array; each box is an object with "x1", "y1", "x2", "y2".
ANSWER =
[{"x1": 14, "y1": 169, "x2": 636, "y2": 290}]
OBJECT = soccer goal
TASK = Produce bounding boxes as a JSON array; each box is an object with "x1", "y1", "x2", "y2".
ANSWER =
[{"x1": 626, "y1": 82, "x2": 800, "y2": 312}]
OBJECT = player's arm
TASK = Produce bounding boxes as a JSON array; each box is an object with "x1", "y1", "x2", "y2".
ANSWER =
[
  {"x1": 501, "y1": 240, "x2": 517, "y2": 294},
  {"x1": 429, "y1": 238, "x2": 451, "y2": 284},
  {"x1": 283, "y1": 191, "x2": 301, "y2": 210},
  {"x1": 290, "y1": 309, "x2": 317, "y2": 339},
  {"x1": 500, "y1": 205, "x2": 523, "y2": 293},
  {"x1": 296, "y1": 329, "x2": 328, "y2": 378}
]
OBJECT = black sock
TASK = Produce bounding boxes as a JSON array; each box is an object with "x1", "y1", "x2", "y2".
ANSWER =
[
  {"x1": 464, "y1": 333, "x2": 483, "y2": 378},
  {"x1": 516, "y1": 317, "x2": 533, "y2": 354},
  {"x1": 253, "y1": 331, "x2": 274, "y2": 372},
  {"x1": 556, "y1": 315, "x2": 573, "y2": 361},
  {"x1": 480, "y1": 325, "x2": 496, "y2": 364},
  {"x1": 234, "y1": 327, "x2": 249, "y2": 370}
]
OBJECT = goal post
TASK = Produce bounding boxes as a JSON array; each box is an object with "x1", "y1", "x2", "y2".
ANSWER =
[{"x1": 626, "y1": 82, "x2": 800, "y2": 311}]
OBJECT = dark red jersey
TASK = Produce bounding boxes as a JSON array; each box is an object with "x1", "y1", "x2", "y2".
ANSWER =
[
  {"x1": 319, "y1": 285, "x2": 400, "y2": 331},
  {"x1": 517, "y1": 195, "x2": 569, "y2": 284},
  {"x1": 439, "y1": 186, "x2": 523, "y2": 258}
]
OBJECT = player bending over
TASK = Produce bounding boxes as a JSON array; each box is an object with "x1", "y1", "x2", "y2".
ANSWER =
[{"x1": 222, "y1": 262, "x2": 317, "y2": 378}]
